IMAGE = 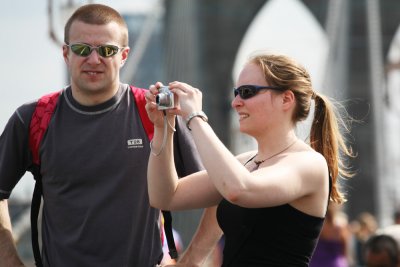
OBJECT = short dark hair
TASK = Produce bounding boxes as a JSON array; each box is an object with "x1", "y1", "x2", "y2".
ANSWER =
[
  {"x1": 394, "y1": 210, "x2": 400, "y2": 222},
  {"x1": 365, "y1": 234, "x2": 399, "y2": 267},
  {"x1": 64, "y1": 4, "x2": 129, "y2": 46}
]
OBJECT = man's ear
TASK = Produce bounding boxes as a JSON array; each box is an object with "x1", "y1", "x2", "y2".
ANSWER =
[
  {"x1": 63, "y1": 45, "x2": 70, "y2": 64},
  {"x1": 120, "y1": 47, "x2": 130, "y2": 67}
]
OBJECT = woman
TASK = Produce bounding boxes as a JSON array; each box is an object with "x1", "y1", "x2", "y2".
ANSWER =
[{"x1": 145, "y1": 53, "x2": 353, "y2": 266}]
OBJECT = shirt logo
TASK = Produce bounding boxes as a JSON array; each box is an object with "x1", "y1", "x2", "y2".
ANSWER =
[{"x1": 127, "y1": 138, "x2": 144, "y2": 149}]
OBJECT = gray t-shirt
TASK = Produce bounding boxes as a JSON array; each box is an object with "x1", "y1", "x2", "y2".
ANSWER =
[{"x1": 0, "y1": 84, "x2": 204, "y2": 267}]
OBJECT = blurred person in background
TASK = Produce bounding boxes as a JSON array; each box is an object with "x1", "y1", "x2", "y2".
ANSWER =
[
  {"x1": 364, "y1": 234, "x2": 400, "y2": 267},
  {"x1": 377, "y1": 210, "x2": 400, "y2": 247},
  {"x1": 309, "y1": 203, "x2": 352, "y2": 267},
  {"x1": 350, "y1": 212, "x2": 378, "y2": 267}
]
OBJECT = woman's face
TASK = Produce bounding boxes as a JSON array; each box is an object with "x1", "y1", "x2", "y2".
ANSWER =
[{"x1": 232, "y1": 62, "x2": 284, "y2": 136}]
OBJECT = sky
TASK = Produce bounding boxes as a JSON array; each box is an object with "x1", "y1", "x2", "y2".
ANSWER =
[{"x1": 0, "y1": 0, "x2": 156, "y2": 201}]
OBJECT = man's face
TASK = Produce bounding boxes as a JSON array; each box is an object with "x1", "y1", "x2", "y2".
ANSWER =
[
  {"x1": 366, "y1": 250, "x2": 396, "y2": 267},
  {"x1": 63, "y1": 20, "x2": 129, "y2": 98}
]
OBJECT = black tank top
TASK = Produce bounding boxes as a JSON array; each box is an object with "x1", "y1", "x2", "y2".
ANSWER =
[
  {"x1": 216, "y1": 156, "x2": 328, "y2": 266},
  {"x1": 217, "y1": 201, "x2": 324, "y2": 266}
]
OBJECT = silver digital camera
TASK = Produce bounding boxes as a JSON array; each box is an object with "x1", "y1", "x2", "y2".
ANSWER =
[{"x1": 156, "y1": 86, "x2": 174, "y2": 110}]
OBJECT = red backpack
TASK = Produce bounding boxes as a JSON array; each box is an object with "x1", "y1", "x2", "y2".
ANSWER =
[{"x1": 28, "y1": 87, "x2": 177, "y2": 266}]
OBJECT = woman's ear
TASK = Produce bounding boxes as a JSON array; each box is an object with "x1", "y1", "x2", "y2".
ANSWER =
[{"x1": 281, "y1": 90, "x2": 295, "y2": 111}]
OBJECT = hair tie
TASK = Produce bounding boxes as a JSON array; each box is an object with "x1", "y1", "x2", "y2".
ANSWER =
[{"x1": 311, "y1": 91, "x2": 317, "y2": 100}]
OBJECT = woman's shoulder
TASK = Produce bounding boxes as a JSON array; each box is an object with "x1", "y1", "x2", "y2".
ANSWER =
[
  {"x1": 283, "y1": 144, "x2": 329, "y2": 183},
  {"x1": 285, "y1": 144, "x2": 330, "y2": 216},
  {"x1": 294, "y1": 149, "x2": 327, "y2": 164},
  {"x1": 291, "y1": 141, "x2": 328, "y2": 166}
]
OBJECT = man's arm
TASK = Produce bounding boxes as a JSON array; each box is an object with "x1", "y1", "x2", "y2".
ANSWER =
[
  {"x1": 171, "y1": 117, "x2": 223, "y2": 265},
  {"x1": 0, "y1": 199, "x2": 25, "y2": 267},
  {"x1": 176, "y1": 206, "x2": 223, "y2": 267}
]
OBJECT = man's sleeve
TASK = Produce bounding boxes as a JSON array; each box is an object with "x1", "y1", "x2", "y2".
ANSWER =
[
  {"x1": 0, "y1": 104, "x2": 35, "y2": 199},
  {"x1": 173, "y1": 116, "x2": 204, "y2": 176}
]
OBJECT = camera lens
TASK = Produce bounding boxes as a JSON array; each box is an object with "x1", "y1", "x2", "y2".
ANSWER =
[
  {"x1": 156, "y1": 86, "x2": 174, "y2": 110},
  {"x1": 156, "y1": 95, "x2": 162, "y2": 105}
]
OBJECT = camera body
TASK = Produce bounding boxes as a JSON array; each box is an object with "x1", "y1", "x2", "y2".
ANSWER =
[{"x1": 156, "y1": 86, "x2": 174, "y2": 110}]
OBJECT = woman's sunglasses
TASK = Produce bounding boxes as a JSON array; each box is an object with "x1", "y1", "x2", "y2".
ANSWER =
[
  {"x1": 65, "y1": 43, "x2": 125, "y2": 58},
  {"x1": 233, "y1": 85, "x2": 285, "y2": 99}
]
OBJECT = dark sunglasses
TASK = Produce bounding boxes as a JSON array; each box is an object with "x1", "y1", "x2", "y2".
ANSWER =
[
  {"x1": 66, "y1": 43, "x2": 124, "y2": 58},
  {"x1": 233, "y1": 85, "x2": 284, "y2": 99}
]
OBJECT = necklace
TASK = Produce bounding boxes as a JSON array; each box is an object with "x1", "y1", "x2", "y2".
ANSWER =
[{"x1": 254, "y1": 139, "x2": 298, "y2": 168}]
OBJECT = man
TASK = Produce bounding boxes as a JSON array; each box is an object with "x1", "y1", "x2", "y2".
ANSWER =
[
  {"x1": 364, "y1": 234, "x2": 400, "y2": 267},
  {"x1": 0, "y1": 4, "x2": 204, "y2": 266}
]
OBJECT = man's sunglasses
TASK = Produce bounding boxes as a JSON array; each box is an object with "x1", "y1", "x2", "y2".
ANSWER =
[
  {"x1": 233, "y1": 85, "x2": 285, "y2": 99},
  {"x1": 65, "y1": 43, "x2": 125, "y2": 58}
]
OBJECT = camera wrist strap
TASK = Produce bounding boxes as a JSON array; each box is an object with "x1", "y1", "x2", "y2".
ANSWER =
[{"x1": 150, "y1": 112, "x2": 175, "y2": 156}]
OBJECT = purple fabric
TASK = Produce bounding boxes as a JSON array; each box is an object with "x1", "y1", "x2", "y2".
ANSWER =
[{"x1": 309, "y1": 239, "x2": 348, "y2": 267}]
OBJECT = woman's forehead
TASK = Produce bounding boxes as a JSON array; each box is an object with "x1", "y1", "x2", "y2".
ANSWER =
[{"x1": 237, "y1": 63, "x2": 267, "y2": 86}]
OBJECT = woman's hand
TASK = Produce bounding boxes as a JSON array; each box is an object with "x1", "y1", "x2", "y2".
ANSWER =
[
  {"x1": 145, "y1": 82, "x2": 176, "y2": 129},
  {"x1": 168, "y1": 81, "x2": 203, "y2": 120}
]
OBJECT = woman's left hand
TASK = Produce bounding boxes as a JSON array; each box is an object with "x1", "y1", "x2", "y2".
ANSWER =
[{"x1": 168, "y1": 81, "x2": 203, "y2": 120}]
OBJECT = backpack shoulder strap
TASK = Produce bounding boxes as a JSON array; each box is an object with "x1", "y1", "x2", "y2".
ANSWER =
[
  {"x1": 29, "y1": 91, "x2": 62, "y2": 165},
  {"x1": 29, "y1": 90, "x2": 61, "y2": 267},
  {"x1": 161, "y1": 209, "x2": 178, "y2": 259},
  {"x1": 130, "y1": 86, "x2": 154, "y2": 141}
]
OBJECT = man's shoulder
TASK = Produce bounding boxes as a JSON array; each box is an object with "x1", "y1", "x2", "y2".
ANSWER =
[
  {"x1": 15, "y1": 89, "x2": 64, "y2": 126},
  {"x1": 14, "y1": 100, "x2": 38, "y2": 125}
]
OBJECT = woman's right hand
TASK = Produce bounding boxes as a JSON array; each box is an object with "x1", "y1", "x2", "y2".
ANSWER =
[{"x1": 145, "y1": 82, "x2": 176, "y2": 129}]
